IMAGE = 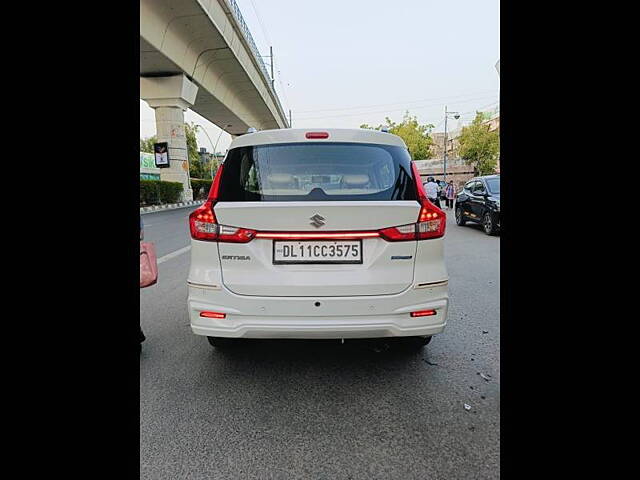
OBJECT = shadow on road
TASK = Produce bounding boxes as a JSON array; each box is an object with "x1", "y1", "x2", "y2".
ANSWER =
[
  {"x1": 223, "y1": 336, "x2": 418, "y2": 352},
  {"x1": 203, "y1": 337, "x2": 436, "y2": 373},
  {"x1": 457, "y1": 223, "x2": 501, "y2": 236}
]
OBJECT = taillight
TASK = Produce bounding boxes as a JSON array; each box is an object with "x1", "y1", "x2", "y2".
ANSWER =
[
  {"x1": 378, "y1": 163, "x2": 446, "y2": 241},
  {"x1": 189, "y1": 164, "x2": 256, "y2": 243},
  {"x1": 189, "y1": 201, "x2": 218, "y2": 241},
  {"x1": 189, "y1": 201, "x2": 256, "y2": 243},
  {"x1": 217, "y1": 225, "x2": 256, "y2": 243},
  {"x1": 415, "y1": 201, "x2": 446, "y2": 239}
]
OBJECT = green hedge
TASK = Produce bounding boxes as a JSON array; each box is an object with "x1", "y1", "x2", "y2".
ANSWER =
[
  {"x1": 140, "y1": 180, "x2": 184, "y2": 206},
  {"x1": 191, "y1": 179, "x2": 213, "y2": 200}
]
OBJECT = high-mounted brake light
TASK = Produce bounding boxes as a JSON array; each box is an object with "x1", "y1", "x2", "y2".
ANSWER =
[
  {"x1": 305, "y1": 131, "x2": 329, "y2": 139},
  {"x1": 410, "y1": 309, "x2": 437, "y2": 317},
  {"x1": 199, "y1": 311, "x2": 226, "y2": 319}
]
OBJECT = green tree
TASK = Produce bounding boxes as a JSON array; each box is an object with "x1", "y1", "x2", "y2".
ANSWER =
[
  {"x1": 457, "y1": 112, "x2": 500, "y2": 175},
  {"x1": 185, "y1": 122, "x2": 206, "y2": 179},
  {"x1": 360, "y1": 111, "x2": 435, "y2": 160},
  {"x1": 140, "y1": 135, "x2": 157, "y2": 153}
]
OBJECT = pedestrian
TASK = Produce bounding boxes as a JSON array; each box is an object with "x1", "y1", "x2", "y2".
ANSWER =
[
  {"x1": 423, "y1": 176, "x2": 441, "y2": 208},
  {"x1": 445, "y1": 180, "x2": 456, "y2": 209}
]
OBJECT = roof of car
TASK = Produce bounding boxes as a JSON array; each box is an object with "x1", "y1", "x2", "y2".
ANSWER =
[
  {"x1": 469, "y1": 174, "x2": 500, "y2": 181},
  {"x1": 229, "y1": 128, "x2": 408, "y2": 149}
]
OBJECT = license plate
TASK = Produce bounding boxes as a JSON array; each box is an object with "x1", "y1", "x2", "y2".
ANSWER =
[{"x1": 273, "y1": 240, "x2": 363, "y2": 264}]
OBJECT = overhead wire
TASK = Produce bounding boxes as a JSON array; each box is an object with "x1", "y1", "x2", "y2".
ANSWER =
[
  {"x1": 294, "y1": 90, "x2": 499, "y2": 114},
  {"x1": 294, "y1": 95, "x2": 499, "y2": 121},
  {"x1": 248, "y1": 0, "x2": 272, "y2": 46},
  {"x1": 246, "y1": 0, "x2": 291, "y2": 119}
]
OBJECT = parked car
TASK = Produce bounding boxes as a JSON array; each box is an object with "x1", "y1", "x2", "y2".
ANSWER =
[
  {"x1": 188, "y1": 128, "x2": 449, "y2": 349},
  {"x1": 454, "y1": 175, "x2": 500, "y2": 235}
]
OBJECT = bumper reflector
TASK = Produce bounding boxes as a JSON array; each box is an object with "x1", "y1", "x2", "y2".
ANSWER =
[
  {"x1": 410, "y1": 309, "x2": 437, "y2": 317},
  {"x1": 199, "y1": 311, "x2": 226, "y2": 319}
]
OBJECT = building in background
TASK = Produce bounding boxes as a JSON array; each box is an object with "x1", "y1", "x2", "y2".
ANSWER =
[
  {"x1": 424, "y1": 123, "x2": 466, "y2": 187},
  {"x1": 480, "y1": 104, "x2": 500, "y2": 172},
  {"x1": 199, "y1": 147, "x2": 225, "y2": 179},
  {"x1": 140, "y1": 151, "x2": 160, "y2": 180},
  {"x1": 414, "y1": 158, "x2": 475, "y2": 190},
  {"x1": 422, "y1": 102, "x2": 500, "y2": 184},
  {"x1": 424, "y1": 61, "x2": 500, "y2": 177},
  {"x1": 429, "y1": 130, "x2": 461, "y2": 161},
  {"x1": 481, "y1": 104, "x2": 500, "y2": 132}
]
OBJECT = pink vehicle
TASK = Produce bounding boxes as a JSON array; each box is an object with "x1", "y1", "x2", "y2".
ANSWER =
[{"x1": 140, "y1": 215, "x2": 158, "y2": 351}]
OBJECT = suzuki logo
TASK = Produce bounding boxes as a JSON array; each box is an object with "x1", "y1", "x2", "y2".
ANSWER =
[{"x1": 309, "y1": 214, "x2": 325, "y2": 228}]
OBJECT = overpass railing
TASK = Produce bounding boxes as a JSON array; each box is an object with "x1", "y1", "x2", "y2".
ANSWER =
[{"x1": 226, "y1": 0, "x2": 289, "y2": 126}]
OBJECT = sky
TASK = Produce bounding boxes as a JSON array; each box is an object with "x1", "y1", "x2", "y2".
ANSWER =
[{"x1": 140, "y1": 0, "x2": 499, "y2": 154}]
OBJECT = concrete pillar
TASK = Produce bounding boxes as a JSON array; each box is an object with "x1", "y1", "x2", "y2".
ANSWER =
[{"x1": 140, "y1": 75, "x2": 199, "y2": 202}]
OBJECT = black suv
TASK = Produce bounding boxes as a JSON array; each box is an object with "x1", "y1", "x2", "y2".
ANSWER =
[{"x1": 455, "y1": 175, "x2": 500, "y2": 235}]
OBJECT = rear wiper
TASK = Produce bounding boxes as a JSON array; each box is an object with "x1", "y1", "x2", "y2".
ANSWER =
[{"x1": 306, "y1": 187, "x2": 330, "y2": 199}]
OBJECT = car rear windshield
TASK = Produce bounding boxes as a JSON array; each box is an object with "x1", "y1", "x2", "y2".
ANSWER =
[
  {"x1": 486, "y1": 178, "x2": 500, "y2": 194},
  {"x1": 216, "y1": 142, "x2": 417, "y2": 202}
]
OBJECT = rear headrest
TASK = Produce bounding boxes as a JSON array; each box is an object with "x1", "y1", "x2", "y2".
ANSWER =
[
  {"x1": 268, "y1": 174, "x2": 295, "y2": 184},
  {"x1": 342, "y1": 174, "x2": 369, "y2": 186}
]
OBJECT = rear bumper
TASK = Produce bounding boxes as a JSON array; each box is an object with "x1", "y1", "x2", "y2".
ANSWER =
[{"x1": 187, "y1": 282, "x2": 449, "y2": 339}]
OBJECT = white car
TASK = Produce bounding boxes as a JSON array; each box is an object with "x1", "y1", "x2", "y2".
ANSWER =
[{"x1": 187, "y1": 128, "x2": 449, "y2": 348}]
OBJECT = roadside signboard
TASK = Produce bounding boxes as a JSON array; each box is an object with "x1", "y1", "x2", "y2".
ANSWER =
[
  {"x1": 140, "y1": 152, "x2": 161, "y2": 180},
  {"x1": 154, "y1": 142, "x2": 170, "y2": 168},
  {"x1": 140, "y1": 152, "x2": 155, "y2": 169}
]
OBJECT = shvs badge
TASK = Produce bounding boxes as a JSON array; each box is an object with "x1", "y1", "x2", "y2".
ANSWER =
[{"x1": 154, "y1": 142, "x2": 170, "y2": 168}]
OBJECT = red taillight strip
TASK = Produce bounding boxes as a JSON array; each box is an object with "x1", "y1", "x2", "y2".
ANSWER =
[{"x1": 255, "y1": 231, "x2": 380, "y2": 240}]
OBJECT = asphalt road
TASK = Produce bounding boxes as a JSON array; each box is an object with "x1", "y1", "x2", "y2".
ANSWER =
[
  {"x1": 141, "y1": 208, "x2": 192, "y2": 258},
  {"x1": 140, "y1": 206, "x2": 500, "y2": 479}
]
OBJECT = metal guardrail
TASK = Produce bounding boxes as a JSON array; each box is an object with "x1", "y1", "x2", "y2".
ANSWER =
[{"x1": 226, "y1": 0, "x2": 289, "y2": 127}]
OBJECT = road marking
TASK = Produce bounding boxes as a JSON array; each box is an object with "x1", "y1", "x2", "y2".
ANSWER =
[{"x1": 158, "y1": 246, "x2": 191, "y2": 264}]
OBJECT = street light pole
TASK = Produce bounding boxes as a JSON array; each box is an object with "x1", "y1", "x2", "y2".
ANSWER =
[
  {"x1": 211, "y1": 127, "x2": 227, "y2": 177},
  {"x1": 195, "y1": 124, "x2": 230, "y2": 179},
  {"x1": 442, "y1": 106, "x2": 460, "y2": 183},
  {"x1": 195, "y1": 125, "x2": 216, "y2": 179},
  {"x1": 444, "y1": 106, "x2": 448, "y2": 183},
  {"x1": 270, "y1": 46, "x2": 275, "y2": 91}
]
